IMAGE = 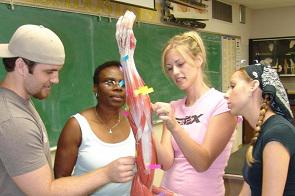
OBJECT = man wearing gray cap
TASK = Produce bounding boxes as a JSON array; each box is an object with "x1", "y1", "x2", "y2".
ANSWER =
[{"x1": 0, "y1": 24, "x2": 135, "y2": 195}]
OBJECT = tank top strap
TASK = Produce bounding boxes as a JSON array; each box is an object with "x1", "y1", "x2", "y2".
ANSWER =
[{"x1": 72, "y1": 113, "x2": 95, "y2": 148}]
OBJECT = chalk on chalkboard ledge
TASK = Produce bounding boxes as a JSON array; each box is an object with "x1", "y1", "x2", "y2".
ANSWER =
[
  {"x1": 97, "y1": 16, "x2": 102, "y2": 22},
  {"x1": 6, "y1": 1, "x2": 14, "y2": 10}
]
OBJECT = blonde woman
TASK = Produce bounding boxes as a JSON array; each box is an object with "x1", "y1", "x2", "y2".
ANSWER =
[
  {"x1": 225, "y1": 64, "x2": 295, "y2": 195},
  {"x1": 152, "y1": 31, "x2": 237, "y2": 196}
]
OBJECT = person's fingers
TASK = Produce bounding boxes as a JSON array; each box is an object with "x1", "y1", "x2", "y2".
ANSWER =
[
  {"x1": 159, "y1": 115, "x2": 170, "y2": 121},
  {"x1": 119, "y1": 175, "x2": 134, "y2": 183},
  {"x1": 118, "y1": 156, "x2": 135, "y2": 165},
  {"x1": 151, "y1": 103, "x2": 157, "y2": 111},
  {"x1": 120, "y1": 170, "x2": 135, "y2": 178}
]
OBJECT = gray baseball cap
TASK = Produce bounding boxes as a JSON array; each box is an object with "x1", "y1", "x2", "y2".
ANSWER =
[{"x1": 0, "y1": 24, "x2": 65, "y2": 65}]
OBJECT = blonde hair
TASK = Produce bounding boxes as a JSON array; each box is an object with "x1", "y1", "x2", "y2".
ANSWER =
[
  {"x1": 246, "y1": 96, "x2": 270, "y2": 166},
  {"x1": 238, "y1": 68, "x2": 271, "y2": 166},
  {"x1": 161, "y1": 31, "x2": 209, "y2": 85}
]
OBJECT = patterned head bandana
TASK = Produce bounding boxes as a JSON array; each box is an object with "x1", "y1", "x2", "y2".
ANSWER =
[{"x1": 245, "y1": 64, "x2": 294, "y2": 123}]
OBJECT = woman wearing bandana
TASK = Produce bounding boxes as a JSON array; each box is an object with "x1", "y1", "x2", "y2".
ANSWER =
[{"x1": 225, "y1": 64, "x2": 295, "y2": 195}]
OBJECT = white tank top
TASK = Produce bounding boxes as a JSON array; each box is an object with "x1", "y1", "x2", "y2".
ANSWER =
[{"x1": 72, "y1": 113, "x2": 135, "y2": 196}]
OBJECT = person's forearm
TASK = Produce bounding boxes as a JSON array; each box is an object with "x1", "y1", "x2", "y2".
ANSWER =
[
  {"x1": 153, "y1": 132, "x2": 174, "y2": 170},
  {"x1": 171, "y1": 127, "x2": 210, "y2": 172},
  {"x1": 50, "y1": 167, "x2": 110, "y2": 195},
  {"x1": 156, "y1": 142, "x2": 174, "y2": 170}
]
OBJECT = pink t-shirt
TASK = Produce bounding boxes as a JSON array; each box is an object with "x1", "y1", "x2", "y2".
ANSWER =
[{"x1": 161, "y1": 88, "x2": 235, "y2": 196}]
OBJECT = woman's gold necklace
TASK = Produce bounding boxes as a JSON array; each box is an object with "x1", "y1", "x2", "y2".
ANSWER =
[{"x1": 95, "y1": 108, "x2": 121, "y2": 134}]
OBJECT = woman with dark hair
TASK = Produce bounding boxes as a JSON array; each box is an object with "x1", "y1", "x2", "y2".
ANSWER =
[
  {"x1": 225, "y1": 64, "x2": 295, "y2": 195},
  {"x1": 54, "y1": 61, "x2": 135, "y2": 196}
]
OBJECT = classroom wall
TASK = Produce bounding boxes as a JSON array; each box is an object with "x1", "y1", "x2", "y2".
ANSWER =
[
  {"x1": 250, "y1": 6, "x2": 295, "y2": 38},
  {"x1": 250, "y1": 6, "x2": 295, "y2": 91},
  {"x1": 204, "y1": 1, "x2": 252, "y2": 65}
]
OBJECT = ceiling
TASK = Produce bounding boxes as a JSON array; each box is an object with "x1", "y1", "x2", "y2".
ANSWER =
[{"x1": 222, "y1": 0, "x2": 295, "y2": 9}]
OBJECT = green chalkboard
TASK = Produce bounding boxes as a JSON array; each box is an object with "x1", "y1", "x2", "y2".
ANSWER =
[{"x1": 0, "y1": 3, "x2": 221, "y2": 147}]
